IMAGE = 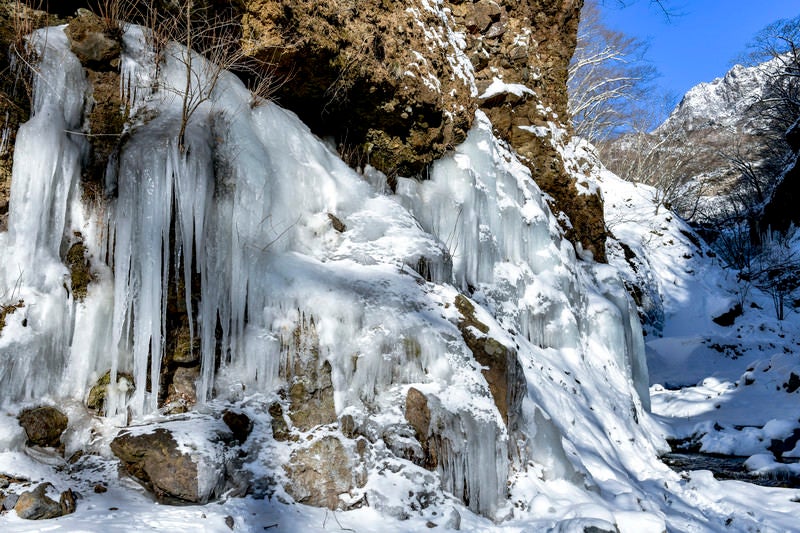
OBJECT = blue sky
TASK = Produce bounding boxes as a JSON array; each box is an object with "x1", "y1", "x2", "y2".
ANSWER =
[{"x1": 601, "y1": 0, "x2": 800, "y2": 99}]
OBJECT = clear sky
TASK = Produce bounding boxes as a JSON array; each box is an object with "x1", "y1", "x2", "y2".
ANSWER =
[{"x1": 600, "y1": 0, "x2": 800, "y2": 100}]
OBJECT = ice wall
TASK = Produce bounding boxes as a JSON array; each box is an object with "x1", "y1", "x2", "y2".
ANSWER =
[
  {"x1": 0, "y1": 23, "x2": 658, "y2": 519},
  {"x1": 397, "y1": 113, "x2": 649, "y2": 410},
  {"x1": 0, "y1": 29, "x2": 87, "y2": 401}
]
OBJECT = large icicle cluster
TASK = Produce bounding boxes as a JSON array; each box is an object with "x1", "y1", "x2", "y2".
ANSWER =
[
  {"x1": 0, "y1": 29, "x2": 88, "y2": 401},
  {"x1": 0, "y1": 23, "x2": 662, "y2": 521}
]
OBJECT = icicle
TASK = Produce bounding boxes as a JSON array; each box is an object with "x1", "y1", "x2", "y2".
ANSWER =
[{"x1": 0, "y1": 27, "x2": 88, "y2": 403}]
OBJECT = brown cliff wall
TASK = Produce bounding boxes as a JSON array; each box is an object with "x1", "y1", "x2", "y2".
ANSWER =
[
  {"x1": 240, "y1": 0, "x2": 604, "y2": 260},
  {"x1": 0, "y1": 0, "x2": 604, "y2": 259}
]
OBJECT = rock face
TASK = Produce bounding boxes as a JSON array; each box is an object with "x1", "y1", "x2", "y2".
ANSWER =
[
  {"x1": 237, "y1": 0, "x2": 601, "y2": 259},
  {"x1": 241, "y1": 0, "x2": 476, "y2": 177},
  {"x1": 17, "y1": 406, "x2": 68, "y2": 448},
  {"x1": 458, "y1": 0, "x2": 604, "y2": 260}
]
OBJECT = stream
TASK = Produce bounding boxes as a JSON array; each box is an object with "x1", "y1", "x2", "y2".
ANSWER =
[{"x1": 664, "y1": 453, "x2": 800, "y2": 488}]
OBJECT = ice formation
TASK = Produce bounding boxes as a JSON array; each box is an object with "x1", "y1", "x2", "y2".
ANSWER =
[{"x1": 0, "y1": 23, "x2": 659, "y2": 521}]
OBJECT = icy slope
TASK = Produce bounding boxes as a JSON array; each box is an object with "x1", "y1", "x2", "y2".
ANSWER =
[{"x1": 0, "y1": 22, "x2": 796, "y2": 533}]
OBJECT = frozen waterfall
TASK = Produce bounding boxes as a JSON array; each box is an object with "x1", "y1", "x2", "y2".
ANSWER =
[{"x1": 0, "y1": 23, "x2": 655, "y2": 519}]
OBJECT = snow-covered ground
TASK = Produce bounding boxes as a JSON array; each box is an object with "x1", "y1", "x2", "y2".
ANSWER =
[
  {"x1": 0, "y1": 23, "x2": 799, "y2": 533},
  {"x1": 591, "y1": 137, "x2": 800, "y2": 476}
]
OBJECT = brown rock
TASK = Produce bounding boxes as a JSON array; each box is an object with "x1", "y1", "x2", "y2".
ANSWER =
[
  {"x1": 110, "y1": 428, "x2": 223, "y2": 504},
  {"x1": 465, "y1": 0, "x2": 501, "y2": 34},
  {"x1": 17, "y1": 406, "x2": 68, "y2": 448},
  {"x1": 65, "y1": 11, "x2": 121, "y2": 70},
  {"x1": 163, "y1": 366, "x2": 200, "y2": 413},
  {"x1": 240, "y1": 0, "x2": 475, "y2": 176},
  {"x1": 222, "y1": 410, "x2": 253, "y2": 444},
  {"x1": 14, "y1": 483, "x2": 62, "y2": 520},
  {"x1": 268, "y1": 402, "x2": 290, "y2": 441},
  {"x1": 339, "y1": 413, "x2": 357, "y2": 439},
  {"x1": 284, "y1": 436, "x2": 353, "y2": 509},
  {"x1": 454, "y1": 0, "x2": 606, "y2": 260},
  {"x1": 59, "y1": 488, "x2": 76, "y2": 515},
  {"x1": 404, "y1": 387, "x2": 437, "y2": 468},
  {"x1": 328, "y1": 213, "x2": 346, "y2": 233},
  {"x1": 454, "y1": 295, "x2": 525, "y2": 428},
  {"x1": 283, "y1": 317, "x2": 337, "y2": 431}
]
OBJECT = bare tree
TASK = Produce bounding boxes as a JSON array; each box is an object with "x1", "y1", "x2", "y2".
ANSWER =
[
  {"x1": 132, "y1": 0, "x2": 276, "y2": 152},
  {"x1": 599, "y1": 111, "x2": 712, "y2": 218},
  {"x1": 739, "y1": 230, "x2": 800, "y2": 320},
  {"x1": 568, "y1": 0, "x2": 657, "y2": 142},
  {"x1": 742, "y1": 16, "x2": 800, "y2": 137},
  {"x1": 606, "y1": 0, "x2": 680, "y2": 18}
]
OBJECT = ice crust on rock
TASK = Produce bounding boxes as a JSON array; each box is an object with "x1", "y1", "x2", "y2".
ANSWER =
[{"x1": 0, "y1": 23, "x2": 659, "y2": 522}]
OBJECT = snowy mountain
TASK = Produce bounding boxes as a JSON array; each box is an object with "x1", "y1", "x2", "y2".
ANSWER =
[
  {"x1": 602, "y1": 52, "x2": 797, "y2": 226},
  {"x1": 0, "y1": 3, "x2": 798, "y2": 533},
  {"x1": 659, "y1": 56, "x2": 786, "y2": 133}
]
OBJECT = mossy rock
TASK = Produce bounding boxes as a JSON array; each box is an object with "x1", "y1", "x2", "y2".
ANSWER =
[
  {"x1": 87, "y1": 370, "x2": 135, "y2": 414},
  {"x1": 65, "y1": 240, "x2": 92, "y2": 301}
]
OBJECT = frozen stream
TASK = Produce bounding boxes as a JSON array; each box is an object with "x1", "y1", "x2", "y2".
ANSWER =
[{"x1": 664, "y1": 453, "x2": 800, "y2": 488}]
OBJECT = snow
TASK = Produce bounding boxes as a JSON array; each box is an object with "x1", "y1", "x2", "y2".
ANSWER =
[
  {"x1": 479, "y1": 77, "x2": 536, "y2": 100},
  {"x1": 0, "y1": 19, "x2": 798, "y2": 533},
  {"x1": 579, "y1": 134, "x2": 800, "y2": 496}
]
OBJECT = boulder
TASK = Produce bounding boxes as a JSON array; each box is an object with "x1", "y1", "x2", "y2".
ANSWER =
[
  {"x1": 14, "y1": 483, "x2": 74, "y2": 520},
  {"x1": 222, "y1": 410, "x2": 253, "y2": 444},
  {"x1": 110, "y1": 427, "x2": 224, "y2": 504},
  {"x1": 17, "y1": 406, "x2": 68, "y2": 448},
  {"x1": 284, "y1": 435, "x2": 353, "y2": 509}
]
